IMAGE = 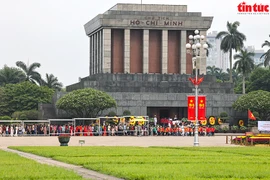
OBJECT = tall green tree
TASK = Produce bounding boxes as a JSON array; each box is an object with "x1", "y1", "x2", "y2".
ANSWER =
[
  {"x1": 0, "y1": 81, "x2": 54, "y2": 116},
  {"x1": 56, "y1": 88, "x2": 117, "y2": 118},
  {"x1": 0, "y1": 65, "x2": 26, "y2": 86},
  {"x1": 41, "y1": 73, "x2": 63, "y2": 91},
  {"x1": 216, "y1": 21, "x2": 246, "y2": 82},
  {"x1": 246, "y1": 68, "x2": 270, "y2": 93},
  {"x1": 260, "y1": 39, "x2": 270, "y2": 68},
  {"x1": 233, "y1": 49, "x2": 255, "y2": 94},
  {"x1": 16, "y1": 61, "x2": 41, "y2": 85}
]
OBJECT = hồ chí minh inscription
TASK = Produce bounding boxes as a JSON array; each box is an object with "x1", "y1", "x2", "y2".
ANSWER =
[{"x1": 130, "y1": 20, "x2": 183, "y2": 27}]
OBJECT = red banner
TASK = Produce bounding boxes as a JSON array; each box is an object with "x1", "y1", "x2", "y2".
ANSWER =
[
  {"x1": 188, "y1": 96, "x2": 195, "y2": 120},
  {"x1": 187, "y1": 96, "x2": 206, "y2": 121},
  {"x1": 198, "y1": 96, "x2": 206, "y2": 120}
]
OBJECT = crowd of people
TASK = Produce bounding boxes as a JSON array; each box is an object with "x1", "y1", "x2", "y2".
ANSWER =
[{"x1": 0, "y1": 123, "x2": 216, "y2": 137}]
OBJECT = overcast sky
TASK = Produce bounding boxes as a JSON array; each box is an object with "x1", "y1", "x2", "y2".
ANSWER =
[{"x1": 0, "y1": 0, "x2": 269, "y2": 86}]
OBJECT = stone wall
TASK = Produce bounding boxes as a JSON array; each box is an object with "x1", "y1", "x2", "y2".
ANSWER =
[{"x1": 66, "y1": 73, "x2": 234, "y2": 94}]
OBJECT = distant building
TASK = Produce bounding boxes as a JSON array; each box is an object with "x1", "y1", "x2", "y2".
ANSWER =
[
  {"x1": 246, "y1": 46, "x2": 264, "y2": 65},
  {"x1": 207, "y1": 31, "x2": 229, "y2": 71}
]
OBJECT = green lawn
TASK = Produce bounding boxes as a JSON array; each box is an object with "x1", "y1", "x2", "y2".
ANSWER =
[
  {"x1": 10, "y1": 146, "x2": 270, "y2": 180},
  {"x1": 0, "y1": 149, "x2": 83, "y2": 180}
]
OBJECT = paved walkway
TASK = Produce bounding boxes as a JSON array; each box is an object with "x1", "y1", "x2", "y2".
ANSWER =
[
  {"x1": 0, "y1": 134, "x2": 240, "y2": 147},
  {"x1": 0, "y1": 135, "x2": 240, "y2": 180}
]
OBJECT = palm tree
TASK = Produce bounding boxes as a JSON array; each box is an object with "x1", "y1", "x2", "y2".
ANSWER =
[
  {"x1": 215, "y1": 69, "x2": 229, "y2": 82},
  {"x1": 16, "y1": 61, "x2": 41, "y2": 85},
  {"x1": 42, "y1": 73, "x2": 63, "y2": 91},
  {"x1": 206, "y1": 66, "x2": 220, "y2": 75},
  {"x1": 0, "y1": 65, "x2": 26, "y2": 86},
  {"x1": 233, "y1": 49, "x2": 255, "y2": 94},
  {"x1": 260, "y1": 39, "x2": 270, "y2": 68},
  {"x1": 226, "y1": 68, "x2": 240, "y2": 84},
  {"x1": 216, "y1": 21, "x2": 246, "y2": 82}
]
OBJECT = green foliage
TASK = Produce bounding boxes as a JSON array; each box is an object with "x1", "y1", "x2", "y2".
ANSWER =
[
  {"x1": 108, "y1": 111, "x2": 117, "y2": 117},
  {"x1": 0, "y1": 149, "x2": 84, "y2": 179},
  {"x1": 122, "y1": 110, "x2": 131, "y2": 116},
  {"x1": 0, "y1": 65, "x2": 26, "y2": 86},
  {"x1": 246, "y1": 68, "x2": 270, "y2": 93},
  {"x1": 41, "y1": 73, "x2": 63, "y2": 91},
  {"x1": 16, "y1": 61, "x2": 42, "y2": 85},
  {"x1": 12, "y1": 110, "x2": 38, "y2": 120},
  {"x1": 56, "y1": 88, "x2": 117, "y2": 118},
  {"x1": 12, "y1": 146, "x2": 270, "y2": 180},
  {"x1": 260, "y1": 39, "x2": 270, "y2": 67},
  {"x1": 232, "y1": 90, "x2": 270, "y2": 120},
  {"x1": 0, "y1": 81, "x2": 54, "y2": 116},
  {"x1": 220, "y1": 112, "x2": 228, "y2": 118},
  {"x1": 0, "y1": 115, "x2": 11, "y2": 120},
  {"x1": 213, "y1": 125, "x2": 221, "y2": 131},
  {"x1": 231, "y1": 125, "x2": 239, "y2": 130},
  {"x1": 240, "y1": 126, "x2": 247, "y2": 130},
  {"x1": 19, "y1": 114, "x2": 27, "y2": 120}
]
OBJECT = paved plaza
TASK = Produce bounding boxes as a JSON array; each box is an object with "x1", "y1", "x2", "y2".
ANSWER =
[{"x1": 0, "y1": 135, "x2": 239, "y2": 147}]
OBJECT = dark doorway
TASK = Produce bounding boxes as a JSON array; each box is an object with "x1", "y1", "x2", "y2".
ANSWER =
[{"x1": 160, "y1": 109, "x2": 170, "y2": 119}]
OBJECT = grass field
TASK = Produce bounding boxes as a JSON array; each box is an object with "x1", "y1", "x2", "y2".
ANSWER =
[
  {"x1": 10, "y1": 146, "x2": 270, "y2": 180},
  {"x1": 0, "y1": 149, "x2": 83, "y2": 180}
]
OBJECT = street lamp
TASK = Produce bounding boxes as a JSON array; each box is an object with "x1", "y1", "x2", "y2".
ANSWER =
[{"x1": 186, "y1": 29, "x2": 208, "y2": 146}]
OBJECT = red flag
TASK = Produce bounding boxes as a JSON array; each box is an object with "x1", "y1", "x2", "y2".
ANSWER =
[{"x1": 248, "y1": 110, "x2": 256, "y2": 120}]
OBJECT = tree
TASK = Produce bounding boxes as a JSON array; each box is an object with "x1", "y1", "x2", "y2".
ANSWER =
[
  {"x1": 41, "y1": 73, "x2": 63, "y2": 91},
  {"x1": 206, "y1": 66, "x2": 220, "y2": 75},
  {"x1": 216, "y1": 21, "x2": 246, "y2": 82},
  {"x1": 246, "y1": 68, "x2": 270, "y2": 92},
  {"x1": 16, "y1": 61, "x2": 41, "y2": 85},
  {"x1": 233, "y1": 49, "x2": 255, "y2": 94},
  {"x1": 0, "y1": 81, "x2": 54, "y2": 116},
  {"x1": 0, "y1": 65, "x2": 26, "y2": 86},
  {"x1": 215, "y1": 69, "x2": 229, "y2": 82},
  {"x1": 56, "y1": 88, "x2": 117, "y2": 118},
  {"x1": 260, "y1": 39, "x2": 270, "y2": 68},
  {"x1": 232, "y1": 90, "x2": 270, "y2": 120},
  {"x1": 226, "y1": 68, "x2": 240, "y2": 84}
]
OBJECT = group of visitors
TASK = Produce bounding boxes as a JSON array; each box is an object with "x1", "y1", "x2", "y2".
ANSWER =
[{"x1": 0, "y1": 121, "x2": 216, "y2": 137}]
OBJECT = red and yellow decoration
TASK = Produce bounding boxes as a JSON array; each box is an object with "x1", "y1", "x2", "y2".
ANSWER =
[
  {"x1": 239, "y1": 120, "x2": 244, "y2": 127},
  {"x1": 208, "y1": 116, "x2": 216, "y2": 125},
  {"x1": 129, "y1": 116, "x2": 135, "y2": 125},
  {"x1": 201, "y1": 119, "x2": 207, "y2": 126},
  {"x1": 218, "y1": 118, "x2": 222, "y2": 125}
]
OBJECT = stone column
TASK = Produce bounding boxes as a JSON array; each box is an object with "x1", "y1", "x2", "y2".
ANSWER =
[
  {"x1": 162, "y1": 30, "x2": 168, "y2": 74},
  {"x1": 91, "y1": 35, "x2": 94, "y2": 75},
  {"x1": 100, "y1": 30, "x2": 103, "y2": 73},
  {"x1": 89, "y1": 36, "x2": 92, "y2": 76},
  {"x1": 180, "y1": 30, "x2": 187, "y2": 74},
  {"x1": 143, "y1": 29, "x2": 149, "y2": 73},
  {"x1": 199, "y1": 30, "x2": 207, "y2": 75},
  {"x1": 93, "y1": 33, "x2": 96, "y2": 74},
  {"x1": 103, "y1": 29, "x2": 111, "y2": 73},
  {"x1": 124, "y1": 29, "x2": 130, "y2": 73}
]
